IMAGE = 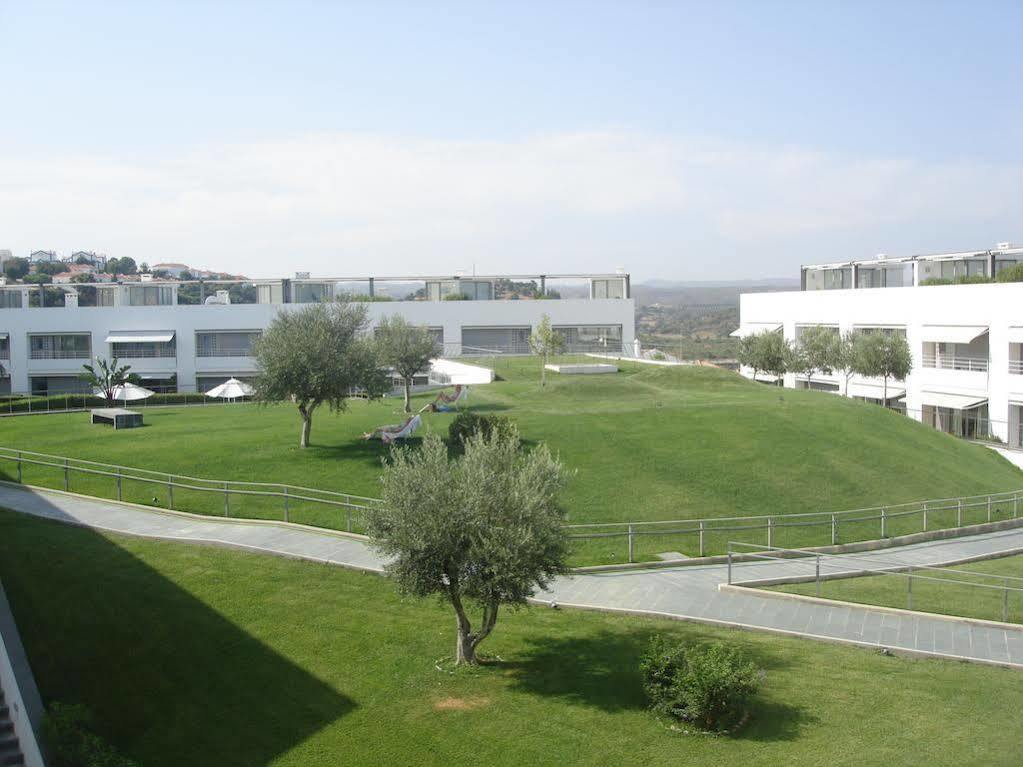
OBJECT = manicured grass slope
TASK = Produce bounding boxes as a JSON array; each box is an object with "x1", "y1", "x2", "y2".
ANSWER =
[
  {"x1": 1, "y1": 361, "x2": 1019, "y2": 531},
  {"x1": 1, "y1": 511, "x2": 1019, "y2": 767},
  {"x1": 771, "y1": 554, "x2": 1023, "y2": 624}
]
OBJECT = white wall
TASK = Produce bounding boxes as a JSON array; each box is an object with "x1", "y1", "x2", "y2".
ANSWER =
[{"x1": 739, "y1": 282, "x2": 1023, "y2": 445}]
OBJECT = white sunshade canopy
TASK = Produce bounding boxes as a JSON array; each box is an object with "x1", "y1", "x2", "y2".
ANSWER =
[
  {"x1": 921, "y1": 391, "x2": 988, "y2": 410},
  {"x1": 205, "y1": 378, "x2": 254, "y2": 399},
  {"x1": 846, "y1": 382, "x2": 906, "y2": 400},
  {"x1": 96, "y1": 383, "x2": 155, "y2": 401},
  {"x1": 730, "y1": 322, "x2": 782, "y2": 338},
  {"x1": 105, "y1": 330, "x2": 175, "y2": 344},
  {"x1": 919, "y1": 325, "x2": 988, "y2": 344},
  {"x1": 1007, "y1": 327, "x2": 1023, "y2": 344}
]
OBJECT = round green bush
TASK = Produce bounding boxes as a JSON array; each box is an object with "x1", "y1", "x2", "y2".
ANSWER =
[
  {"x1": 995, "y1": 263, "x2": 1023, "y2": 283},
  {"x1": 640, "y1": 637, "x2": 761, "y2": 731},
  {"x1": 447, "y1": 411, "x2": 514, "y2": 445}
]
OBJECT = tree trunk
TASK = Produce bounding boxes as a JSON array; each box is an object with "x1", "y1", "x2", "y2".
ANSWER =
[
  {"x1": 447, "y1": 579, "x2": 499, "y2": 665},
  {"x1": 883, "y1": 375, "x2": 888, "y2": 408},
  {"x1": 297, "y1": 400, "x2": 317, "y2": 448},
  {"x1": 403, "y1": 377, "x2": 412, "y2": 414},
  {"x1": 540, "y1": 353, "x2": 547, "y2": 387}
]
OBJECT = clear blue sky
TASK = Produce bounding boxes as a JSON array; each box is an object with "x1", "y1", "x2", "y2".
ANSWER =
[{"x1": 1, "y1": 1, "x2": 1020, "y2": 279}]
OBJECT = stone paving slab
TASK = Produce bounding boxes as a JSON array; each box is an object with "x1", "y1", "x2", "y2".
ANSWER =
[{"x1": 2, "y1": 482, "x2": 1022, "y2": 668}]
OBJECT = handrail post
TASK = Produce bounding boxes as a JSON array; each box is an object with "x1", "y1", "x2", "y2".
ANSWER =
[
  {"x1": 16, "y1": 451, "x2": 22, "y2": 483},
  {"x1": 627, "y1": 524, "x2": 634, "y2": 563},
  {"x1": 880, "y1": 508, "x2": 887, "y2": 538},
  {"x1": 957, "y1": 499, "x2": 963, "y2": 528},
  {"x1": 283, "y1": 486, "x2": 289, "y2": 523},
  {"x1": 727, "y1": 548, "x2": 732, "y2": 585},
  {"x1": 224, "y1": 482, "x2": 229, "y2": 516},
  {"x1": 987, "y1": 495, "x2": 992, "y2": 522},
  {"x1": 346, "y1": 507, "x2": 352, "y2": 533},
  {"x1": 698, "y1": 521, "x2": 705, "y2": 558},
  {"x1": 1004, "y1": 579, "x2": 1010, "y2": 623},
  {"x1": 922, "y1": 503, "x2": 928, "y2": 532},
  {"x1": 767, "y1": 517, "x2": 773, "y2": 549},
  {"x1": 830, "y1": 513, "x2": 837, "y2": 546},
  {"x1": 63, "y1": 457, "x2": 69, "y2": 491},
  {"x1": 116, "y1": 468, "x2": 122, "y2": 501},
  {"x1": 1015, "y1": 493, "x2": 1019, "y2": 519},
  {"x1": 167, "y1": 474, "x2": 173, "y2": 509},
  {"x1": 815, "y1": 554, "x2": 821, "y2": 597},
  {"x1": 907, "y1": 565, "x2": 913, "y2": 611}
]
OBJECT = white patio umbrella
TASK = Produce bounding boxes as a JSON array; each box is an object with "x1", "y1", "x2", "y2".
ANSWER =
[
  {"x1": 205, "y1": 377, "x2": 254, "y2": 401},
  {"x1": 96, "y1": 382, "x2": 155, "y2": 403}
]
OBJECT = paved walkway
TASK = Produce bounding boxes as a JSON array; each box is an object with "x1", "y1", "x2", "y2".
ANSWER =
[{"x1": 2, "y1": 483, "x2": 1022, "y2": 668}]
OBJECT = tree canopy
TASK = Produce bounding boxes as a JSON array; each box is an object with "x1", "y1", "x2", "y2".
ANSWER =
[
  {"x1": 3, "y1": 257, "x2": 29, "y2": 280},
  {"x1": 366, "y1": 430, "x2": 569, "y2": 665},
  {"x1": 375, "y1": 315, "x2": 438, "y2": 413},
  {"x1": 854, "y1": 331, "x2": 912, "y2": 404},
  {"x1": 252, "y1": 301, "x2": 388, "y2": 447}
]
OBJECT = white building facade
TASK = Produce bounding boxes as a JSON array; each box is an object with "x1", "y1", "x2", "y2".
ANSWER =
[
  {"x1": 736, "y1": 245, "x2": 1023, "y2": 449},
  {"x1": 0, "y1": 273, "x2": 635, "y2": 396}
]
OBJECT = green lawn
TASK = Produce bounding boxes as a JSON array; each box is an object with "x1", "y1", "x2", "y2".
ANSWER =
[
  {"x1": 1, "y1": 510, "x2": 1020, "y2": 767},
  {"x1": 1, "y1": 358, "x2": 1020, "y2": 563},
  {"x1": 769, "y1": 554, "x2": 1023, "y2": 624}
]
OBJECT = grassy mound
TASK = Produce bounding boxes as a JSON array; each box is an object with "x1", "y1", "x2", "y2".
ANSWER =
[
  {"x1": 1, "y1": 359, "x2": 1019, "y2": 557},
  {"x1": 0, "y1": 510, "x2": 1018, "y2": 767}
]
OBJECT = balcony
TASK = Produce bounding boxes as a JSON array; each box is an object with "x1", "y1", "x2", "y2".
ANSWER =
[
  {"x1": 922, "y1": 354, "x2": 989, "y2": 373},
  {"x1": 1010, "y1": 360, "x2": 1023, "y2": 376}
]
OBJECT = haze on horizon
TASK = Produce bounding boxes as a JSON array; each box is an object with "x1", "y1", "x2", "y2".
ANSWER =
[{"x1": 0, "y1": 1, "x2": 1020, "y2": 282}]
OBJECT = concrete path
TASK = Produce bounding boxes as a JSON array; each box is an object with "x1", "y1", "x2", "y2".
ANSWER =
[
  {"x1": 986, "y1": 444, "x2": 1023, "y2": 471},
  {"x1": 2, "y1": 483, "x2": 1022, "y2": 669}
]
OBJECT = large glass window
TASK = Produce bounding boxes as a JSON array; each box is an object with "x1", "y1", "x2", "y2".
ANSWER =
[
  {"x1": 823, "y1": 268, "x2": 852, "y2": 290},
  {"x1": 938, "y1": 258, "x2": 987, "y2": 279},
  {"x1": 29, "y1": 333, "x2": 91, "y2": 359},
  {"x1": 0, "y1": 335, "x2": 9, "y2": 359},
  {"x1": 553, "y1": 325, "x2": 623, "y2": 352},
  {"x1": 126, "y1": 286, "x2": 174, "y2": 306},
  {"x1": 292, "y1": 282, "x2": 334, "y2": 303},
  {"x1": 258, "y1": 282, "x2": 285, "y2": 304},
  {"x1": 591, "y1": 279, "x2": 626, "y2": 299},
  {"x1": 461, "y1": 327, "x2": 531, "y2": 354},
  {"x1": 111, "y1": 339, "x2": 176, "y2": 358},
  {"x1": 426, "y1": 280, "x2": 493, "y2": 301},
  {"x1": 0, "y1": 290, "x2": 22, "y2": 308},
  {"x1": 195, "y1": 331, "x2": 261, "y2": 357}
]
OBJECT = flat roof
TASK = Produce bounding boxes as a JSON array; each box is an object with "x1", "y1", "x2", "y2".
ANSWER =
[{"x1": 802, "y1": 246, "x2": 1023, "y2": 271}]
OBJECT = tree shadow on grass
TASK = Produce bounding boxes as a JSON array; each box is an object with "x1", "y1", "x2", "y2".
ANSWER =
[
  {"x1": 0, "y1": 501, "x2": 353, "y2": 767},
  {"x1": 500, "y1": 623, "x2": 815, "y2": 742}
]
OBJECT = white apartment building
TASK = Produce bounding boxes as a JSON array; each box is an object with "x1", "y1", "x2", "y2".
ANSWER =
[
  {"x1": 736, "y1": 243, "x2": 1023, "y2": 449},
  {"x1": 0, "y1": 272, "x2": 635, "y2": 396}
]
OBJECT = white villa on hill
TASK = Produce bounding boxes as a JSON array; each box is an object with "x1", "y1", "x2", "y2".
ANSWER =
[{"x1": 736, "y1": 243, "x2": 1023, "y2": 449}]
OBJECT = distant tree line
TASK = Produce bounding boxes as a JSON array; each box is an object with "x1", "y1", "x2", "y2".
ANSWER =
[{"x1": 738, "y1": 326, "x2": 912, "y2": 404}]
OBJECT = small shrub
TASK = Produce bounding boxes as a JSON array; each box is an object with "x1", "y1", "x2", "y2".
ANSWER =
[
  {"x1": 443, "y1": 293, "x2": 470, "y2": 301},
  {"x1": 920, "y1": 274, "x2": 991, "y2": 286},
  {"x1": 448, "y1": 412, "x2": 513, "y2": 445},
  {"x1": 640, "y1": 638, "x2": 761, "y2": 731},
  {"x1": 995, "y1": 263, "x2": 1023, "y2": 283},
  {"x1": 43, "y1": 702, "x2": 139, "y2": 767},
  {"x1": 649, "y1": 350, "x2": 666, "y2": 361}
]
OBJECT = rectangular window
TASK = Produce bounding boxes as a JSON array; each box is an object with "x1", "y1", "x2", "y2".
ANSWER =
[
  {"x1": 591, "y1": 279, "x2": 625, "y2": 299},
  {"x1": 258, "y1": 283, "x2": 285, "y2": 304},
  {"x1": 0, "y1": 335, "x2": 9, "y2": 360},
  {"x1": 292, "y1": 283, "x2": 334, "y2": 303},
  {"x1": 0, "y1": 290, "x2": 22, "y2": 308},
  {"x1": 823, "y1": 268, "x2": 852, "y2": 290},
  {"x1": 461, "y1": 326, "x2": 531, "y2": 354},
  {"x1": 195, "y1": 331, "x2": 261, "y2": 357},
  {"x1": 425, "y1": 280, "x2": 493, "y2": 300},
  {"x1": 28, "y1": 333, "x2": 91, "y2": 359},
  {"x1": 126, "y1": 286, "x2": 173, "y2": 306},
  {"x1": 553, "y1": 325, "x2": 623, "y2": 352}
]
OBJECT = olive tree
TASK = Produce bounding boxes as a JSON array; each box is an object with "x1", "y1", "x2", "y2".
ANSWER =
[
  {"x1": 80, "y1": 357, "x2": 132, "y2": 405},
  {"x1": 252, "y1": 301, "x2": 388, "y2": 447},
  {"x1": 529, "y1": 314, "x2": 564, "y2": 387},
  {"x1": 365, "y1": 429, "x2": 568, "y2": 665},
  {"x1": 375, "y1": 315, "x2": 439, "y2": 413},
  {"x1": 798, "y1": 326, "x2": 843, "y2": 380},
  {"x1": 855, "y1": 331, "x2": 912, "y2": 405}
]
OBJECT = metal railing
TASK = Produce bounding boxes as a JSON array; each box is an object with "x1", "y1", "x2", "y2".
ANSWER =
[
  {"x1": 921, "y1": 354, "x2": 989, "y2": 373},
  {"x1": 1009, "y1": 360, "x2": 1023, "y2": 375},
  {"x1": 726, "y1": 541, "x2": 1023, "y2": 624},
  {"x1": 27, "y1": 349, "x2": 92, "y2": 360},
  {"x1": 566, "y1": 490, "x2": 1023, "y2": 563},
  {"x1": 0, "y1": 447, "x2": 382, "y2": 532},
  {"x1": 0, "y1": 444, "x2": 1019, "y2": 566}
]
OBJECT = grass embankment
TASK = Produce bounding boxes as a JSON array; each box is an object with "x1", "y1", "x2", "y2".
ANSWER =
[
  {"x1": 1, "y1": 358, "x2": 1019, "y2": 562},
  {"x1": 1, "y1": 511, "x2": 1020, "y2": 767},
  {"x1": 769, "y1": 554, "x2": 1023, "y2": 624}
]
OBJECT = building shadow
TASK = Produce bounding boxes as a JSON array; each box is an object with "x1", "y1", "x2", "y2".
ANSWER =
[{"x1": 0, "y1": 500, "x2": 354, "y2": 767}]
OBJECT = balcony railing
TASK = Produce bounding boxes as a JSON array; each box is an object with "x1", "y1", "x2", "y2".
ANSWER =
[
  {"x1": 28, "y1": 349, "x2": 91, "y2": 360},
  {"x1": 196, "y1": 348, "x2": 254, "y2": 358},
  {"x1": 921, "y1": 354, "x2": 988, "y2": 373},
  {"x1": 111, "y1": 346, "x2": 177, "y2": 359},
  {"x1": 1010, "y1": 360, "x2": 1023, "y2": 375}
]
